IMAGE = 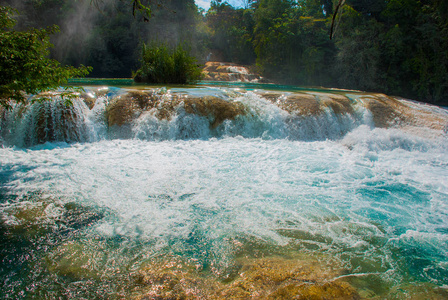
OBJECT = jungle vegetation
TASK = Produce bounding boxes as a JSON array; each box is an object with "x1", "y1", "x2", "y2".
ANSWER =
[
  {"x1": 133, "y1": 43, "x2": 202, "y2": 84},
  {"x1": 1, "y1": 0, "x2": 447, "y2": 105},
  {"x1": 0, "y1": 6, "x2": 90, "y2": 109}
]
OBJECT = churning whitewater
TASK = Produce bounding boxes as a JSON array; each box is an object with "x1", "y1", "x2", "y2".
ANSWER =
[{"x1": 1, "y1": 85, "x2": 448, "y2": 299}]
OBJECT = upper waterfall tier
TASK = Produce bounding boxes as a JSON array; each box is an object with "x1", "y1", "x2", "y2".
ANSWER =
[
  {"x1": 1, "y1": 86, "x2": 447, "y2": 147},
  {"x1": 202, "y1": 62, "x2": 264, "y2": 82}
]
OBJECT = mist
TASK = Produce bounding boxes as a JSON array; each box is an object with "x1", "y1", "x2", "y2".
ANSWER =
[
  {"x1": 2, "y1": 0, "x2": 447, "y2": 104},
  {"x1": 2, "y1": 0, "x2": 206, "y2": 77}
]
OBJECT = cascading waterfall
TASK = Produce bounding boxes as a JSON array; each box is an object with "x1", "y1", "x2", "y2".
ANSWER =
[
  {"x1": 1, "y1": 84, "x2": 448, "y2": 299},
  {"x1": 3, "y1": 86, "x2": 438, "y2": 146}
]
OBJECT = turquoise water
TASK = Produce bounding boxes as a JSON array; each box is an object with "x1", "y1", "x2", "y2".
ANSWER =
[
  {"x1": 1, "y1": 83, "x2": 448, "y2": 298},
  {"x1": 68, "y1": 77, "x2": 355, "y2": 93}
]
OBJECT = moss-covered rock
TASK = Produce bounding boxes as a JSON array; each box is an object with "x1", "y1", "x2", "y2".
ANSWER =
[
  {"x1": 79, "y1": 92, "x2": 97, "y2": 110},
  {"x1": 45, "y1": 241, "x2": 106, "y2": 280},
  {"x1": 132, "y1": 251, "x2": 360, "y2": 300},
  {"x1": 268, "y1": 281, "x2": 360, "y2": 300},
  {"x1": 107, "y1": 92, "x2": 148, "y2": 127},
  {"x1": 223, "y1": 255, "x2": 359, "y2": 299},
  {"x1": 279, "y1": 93, "x2": 323, "y2": 116},
  {"x1": 384, "y1": 283, "x2": 448, "y2": 300},
  {"x1": 256, "y1": 92, "x2": 285, "y2": 103},
  {"x1": 1, "y1": 192, "x2": 104, "y2": 242},
  {"x1": 1, "y1": 196, "x2": 62, "y2": 239},
  {"x1": 361, "y1": 94, "x2": 405, "y2": 128},
  {"x1": 11, "y1": 95, "x2": 85, "y2": 145},
  {"x1": 106, "y1": 90, "x2": 247, "y2": 130},
  {"x1": 184, "y1": 96, "x2": 246, "y2": 128},
  {"x1": 319, "y1": 93, "x2": 355, "y2": 115},
  {"x1": 132, "y1": 256, "x2": 221, "y2": 299},
  {"x1": 257, "y1": 91, "x2": 356, "y2": 117}
]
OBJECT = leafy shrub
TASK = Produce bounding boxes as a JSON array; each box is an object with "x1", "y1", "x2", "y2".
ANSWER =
[
  {"x1": 0, "y1": 6, "x2": 91, "y2": 109},
  {"x1": 133, "y1": 43, "x2": 203, "y2": 84}
]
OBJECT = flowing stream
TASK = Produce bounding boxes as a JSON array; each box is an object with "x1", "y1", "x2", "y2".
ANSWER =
[{"x1": 1, "y1": 82, "x2": 448, "y2": 299}]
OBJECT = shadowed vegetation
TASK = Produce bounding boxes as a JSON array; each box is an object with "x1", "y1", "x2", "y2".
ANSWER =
[
  {"x1": 0, "y1": 6, "x2": 90, "y2": 109},
  {"x1": 133, "y1": 43, "x2": 203, "y2": 84},
  {"x1": 2, "y1": 0, "x2": 448, "y2": 105}
]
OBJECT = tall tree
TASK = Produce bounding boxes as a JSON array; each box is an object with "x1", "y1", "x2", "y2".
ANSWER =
[
  {"x1": 253, "y1": 0, "x2": 334, "y2": 85},
  {"x1": 207, "y1": 1, "x2": 256, "y2": 64}
]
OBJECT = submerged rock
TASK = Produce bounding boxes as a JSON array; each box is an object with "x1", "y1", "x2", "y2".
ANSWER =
[
  {"x1": 384, "y1": 283, "x2": 448, "y2": 300},
  {"x1": 0, "y1": 195, "x2": 63, "y2": 240},
  {"x1": 0, "y1": 193, "x2": 104, "y2": 241},
  {"x1": 132, "y1": 256, "x2": 220, "y2": 299},
  {"x1": 45, "y1": 241, "x2": 106, "y2": 280},
  {"x1": 223, "y1": 255, "x2": 359, "y2": 299},
  {"x1": 132, "y1": 252, "x2": 360, "y2": 299}
]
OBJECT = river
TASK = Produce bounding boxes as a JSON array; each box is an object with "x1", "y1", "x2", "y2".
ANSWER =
[{"x1": 1, "y1": 81, "x2": 447, "y2": 298}]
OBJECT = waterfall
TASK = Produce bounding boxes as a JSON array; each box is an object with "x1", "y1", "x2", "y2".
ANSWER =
[
  {"x1": 0, "y1": 96, "x2": 92, "y2": 147},
  {"x1": 2, "y1": 86, "x2": 446, "y2": 147}
]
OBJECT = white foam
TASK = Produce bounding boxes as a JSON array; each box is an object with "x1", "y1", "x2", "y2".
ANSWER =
[
  {"x1": 1, "y1": 88, "x2": 448, "y2": 286},
  {"x1": 2, "y1": 136, "x2": 447, "y2": 247}
]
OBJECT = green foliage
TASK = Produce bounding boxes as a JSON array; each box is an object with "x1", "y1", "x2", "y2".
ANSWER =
[
  {"x1": 252, "y1": 0, "x2": 334, "y2": 85},
  {"x1": 333, "y1": 0, "x2": 448, "y2": 104},
  {"x1": 82, "y1": 2, "x2": 141, "y2": 78},
  {"x1": 334, "y1": 7, "x2": 385, "y2": 91},
  {"x1": 133, "y1": 43, "x2": 203, "y2": 84},
  {"x1": 91, "y1": 0, "x2": 152, "y2": 21},
  {"x1": 0, "y1": 6, "x2": 90, "y2": 109},
  {"x1": 207, "y1": 2, "x2": 256, "y2": 64},
  {"x1": 4, "y1": 0, "x2": 448, "y2": 105}
]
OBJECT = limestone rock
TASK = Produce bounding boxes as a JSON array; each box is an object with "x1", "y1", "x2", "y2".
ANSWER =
[
  {"x1": 360, "y1": 94, "x2": 406, "y2": 128},
  {"x1": 318, "y1": 93, "x2": 355, "y2": 115},
  {"x1": 80, "y1": 92, "x2": 96, "y2": 109},
  {"x1": 107, "y1": 91, "x2": 149, "y2": 127},
  {"x1": 279, "y1": 93, "x2": 322, "y2": 116},
  {"x1": 202, "y1": 62, "x2": 262, "y2": 82},
  {"x1": 184, "y1": 95, "x2": 246, "y2": 128}
]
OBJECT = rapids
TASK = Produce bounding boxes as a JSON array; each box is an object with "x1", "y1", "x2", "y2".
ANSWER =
[{"x1": 1, "y1": 83, "x2": 448, "y2": 299}]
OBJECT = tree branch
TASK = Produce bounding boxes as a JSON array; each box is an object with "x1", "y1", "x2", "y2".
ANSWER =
[{"x1": 330, "y1": 0, "x2": 345, "y2": 39}]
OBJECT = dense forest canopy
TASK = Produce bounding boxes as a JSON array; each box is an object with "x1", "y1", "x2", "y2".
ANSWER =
[{"x1": 1, "y1": 0, "x2": 447, "y2": 105}]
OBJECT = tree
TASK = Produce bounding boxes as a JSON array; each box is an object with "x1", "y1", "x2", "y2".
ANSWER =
[
  {"x1": 90, "y1": 0, "x2": 152, "y2": 21},
  {"x1": 207, "y1": 1, "x2": 256, "y2": 64},
  {"x1": 330, "y1": 0, "x2": 448, "y2": 104},
  {"x1": 334, "y1": 8, "x2": 385, "y2": 91},
  {"x1": 253, "y1": 0, "x2": 334, "y2": 85},
  {"x1": 0, "y1": 6, "x2": 90, "y2": 109}
]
